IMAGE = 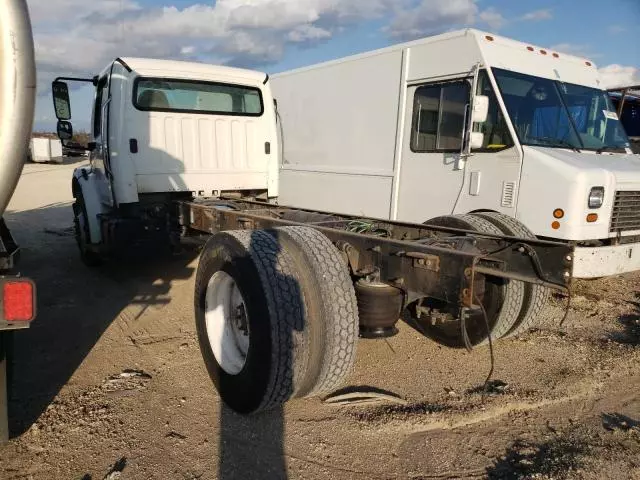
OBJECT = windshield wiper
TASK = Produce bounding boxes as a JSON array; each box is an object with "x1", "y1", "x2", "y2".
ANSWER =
[
  {"x1": 529, "y1": 136, "x2": 581, "y2": 153},
  {"x1": 595, "y1": 145, "x2": 626, "y2": 154}
]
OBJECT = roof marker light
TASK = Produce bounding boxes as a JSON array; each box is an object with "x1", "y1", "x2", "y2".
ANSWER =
[
  {"x1": 540, "y1": 49, "x2": 547, "y2": 55},
  {"x1": 485, "y1": 35, "x2": 494, "y2": 41},
  {"x1": 552, "y1": 53, "x2": 559, "y2": 58},
  {"x1": 585, "y1": 61, "x2": 592, "y2": 66},
  {"x1": 527, "y1": 46, "x2": 534, "y2": 51}
]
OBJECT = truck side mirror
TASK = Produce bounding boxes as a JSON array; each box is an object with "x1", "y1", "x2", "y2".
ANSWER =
[
  {"x1": 56, "y1": 120, "x2": 73, "y2": 141},
  {"x1": 52, "y1": 81, "x2": 72, "y2": 120},
  {"x1": 472, "y1": 95, "x2": 489, "y2": 123}
]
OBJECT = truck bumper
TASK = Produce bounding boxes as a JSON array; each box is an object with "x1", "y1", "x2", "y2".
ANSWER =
[{"x1": 573, "y1": 243, "x2": 640, "y2": 278}]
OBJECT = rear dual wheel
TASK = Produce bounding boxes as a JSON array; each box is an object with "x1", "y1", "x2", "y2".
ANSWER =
[
  {"x1": 472, "y1": 212, "x2": 549, "y2": 338},
  {"x1": 194, "y1": 227, "x2": 358, "y2": 414},
  {"x1": 419, "y1": 214, "x2": 524, "y2": 347},
  {"x1": 417, "y1": 213, "x2": 548, "y2": 347}
]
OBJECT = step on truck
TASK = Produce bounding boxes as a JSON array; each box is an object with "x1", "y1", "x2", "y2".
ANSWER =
[
  {"x1": 0, "y1": 0, "x2": 37, "y2": 442},
  {"x1": 271, "y1": 29, "x2": 640, "y2": 281},
  {"x1": 52, "y1": 53, "x2": 573, "y2": 414}
]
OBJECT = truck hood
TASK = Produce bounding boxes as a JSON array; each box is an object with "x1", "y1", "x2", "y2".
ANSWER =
[{"x1": 525, "y1": 146, "x2": 640, "y2": 184}]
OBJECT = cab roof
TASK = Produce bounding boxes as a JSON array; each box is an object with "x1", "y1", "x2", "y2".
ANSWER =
[{"x1": 108, "y1": 57, "x2": 268, "y2": 86}]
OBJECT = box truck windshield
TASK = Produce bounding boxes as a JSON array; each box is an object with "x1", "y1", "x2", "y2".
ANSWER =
[{"x1": 492, "y1": 68, "x2": 631, "y2": 152}]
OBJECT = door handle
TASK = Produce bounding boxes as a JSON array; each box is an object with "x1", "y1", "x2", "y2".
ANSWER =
[{"x1": 129, "y1": 138, "x2": 138, "y2": 154}]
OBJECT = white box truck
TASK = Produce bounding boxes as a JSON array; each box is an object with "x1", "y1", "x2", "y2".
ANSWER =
[
  {"x1": 271, "y1": 29, "x2": 639, "y2": 279},
  {"x1": 29, "y1": 138, "x2": 50, "y2": 163},
  {"x1": 29, "y1": 137, "x2": 63, "y2": 164}
]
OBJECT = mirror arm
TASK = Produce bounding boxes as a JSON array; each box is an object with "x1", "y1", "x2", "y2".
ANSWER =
[{"x1": 53, "y1": 76, "x2": 95, "y2": 84}]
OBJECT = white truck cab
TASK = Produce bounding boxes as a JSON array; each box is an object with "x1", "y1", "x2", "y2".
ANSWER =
[
  {"x1": 52, "y1": 57, "x2": 279, "y2": 261},
  {"x1": 271, "y1": 29, "x2": 640, "y2": 279}
]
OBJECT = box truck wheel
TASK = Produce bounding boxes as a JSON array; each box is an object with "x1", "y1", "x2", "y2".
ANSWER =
[
  {"x1": 419, "y1": 215, "x2": 525, "y2": 347},
  {"x1": 194, "y1": 228, "x2": 358, "y2": 414},
  {"x1": 271, "y1": 226, "x2": 359, "y2": 397},
  {"x1": 72, "y1": 190, "x2": 102, "y2": 267},
  {"x1": 471, "y1": 212, "x2": 549, "y2": 338}
]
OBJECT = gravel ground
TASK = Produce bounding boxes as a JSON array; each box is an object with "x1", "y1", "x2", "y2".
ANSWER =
[{"x1": 0, "y1": 160, "x2": 638, "y2": 480}]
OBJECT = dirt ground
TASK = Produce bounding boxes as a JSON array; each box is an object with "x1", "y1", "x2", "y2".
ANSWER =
[{"x1": 1, "y1": 160, "x2": 639, "y2": 480}]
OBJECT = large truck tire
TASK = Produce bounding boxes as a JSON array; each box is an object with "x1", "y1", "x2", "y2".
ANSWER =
[
  {"x1": 72, "y1": 188, "x2": 102, "y2": 267},
  {"x1": 194, "y1": 228, "x2": 358, "y2": 414},
  {"x1": 420, "y1": 214, "x2": 525, "y2": 347},
  {"x1": 272, "y1": 226, "x2": 359, "y2": 397},
  {"x1": 472, "y1": 212, "x2": 550, "y2": 338}
]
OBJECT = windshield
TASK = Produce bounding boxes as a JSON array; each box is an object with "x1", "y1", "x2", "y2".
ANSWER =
[{"x1": 492, "y1": 68, "x2": 631, "y2": 151}]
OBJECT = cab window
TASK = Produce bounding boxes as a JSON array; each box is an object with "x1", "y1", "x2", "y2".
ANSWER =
[
  {"x1": 473, "y1": 70, "x2": 514, "y2": 150},
  {"x1": 411, "y1": 81, "x2": 470, "y2": 152},
  {"x1": 92, "y1": 76, "x2": 109, "y2": 138}
]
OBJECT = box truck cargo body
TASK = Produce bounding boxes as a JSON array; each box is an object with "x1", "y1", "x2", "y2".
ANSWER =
[
  {"x1": 29, "y1": 137, "x2": 63, "y2": 163},
  {"x1": 272, "y1": 29, "x2": 639, "y2": 279}
]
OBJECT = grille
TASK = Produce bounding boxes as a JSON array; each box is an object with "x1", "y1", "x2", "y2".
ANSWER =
[{"x1": 610, "y1": 191, "x2": 640, "y2": 232}]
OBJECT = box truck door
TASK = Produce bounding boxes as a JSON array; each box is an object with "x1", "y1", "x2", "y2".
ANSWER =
[
  {"x1": 453, "y1": 70, "x2": 521, "y2": 215},
  {"x1": 396, "y1": 80, "x2": 468, "y2": 223}
]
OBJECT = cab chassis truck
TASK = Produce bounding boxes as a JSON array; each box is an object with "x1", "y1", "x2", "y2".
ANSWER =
[
  {"x1": 0, "y1": 0, "x2": 37, "y2": 441},
  {"x1": 51, "y1": 55, "x2": 573, "y2": 414}
]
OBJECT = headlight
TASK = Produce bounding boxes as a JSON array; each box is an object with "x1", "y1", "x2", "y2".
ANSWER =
[{"x1": 588, "y1": 187, "x2": 605, "y2": 209}]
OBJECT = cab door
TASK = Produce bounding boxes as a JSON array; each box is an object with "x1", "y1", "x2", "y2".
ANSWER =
[
  {"x1": 453, "y1": 70, "x2": 521, "y2": 216},
  {"x1": 396, "y1": 79, "x2": 469, "y2": 223}
]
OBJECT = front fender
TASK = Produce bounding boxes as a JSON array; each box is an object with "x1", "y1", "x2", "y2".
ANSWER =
[{"x1": 72, "y1": 167, "x2": 112, "y2": 244}]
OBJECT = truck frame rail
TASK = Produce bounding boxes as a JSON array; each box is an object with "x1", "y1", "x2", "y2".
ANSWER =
[{"x1": 179, "y1": 198, "x2": 573, "y2": 313}]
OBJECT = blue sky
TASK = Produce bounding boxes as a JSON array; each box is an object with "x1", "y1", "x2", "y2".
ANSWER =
[{"x1": 30, "y1": 0, "x2": 639, "y2": 132}]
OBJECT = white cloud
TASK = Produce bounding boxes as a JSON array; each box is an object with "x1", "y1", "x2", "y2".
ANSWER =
[
  {"x1": 287, "y1": 24, "x2": 332, "y2": 43},
  {"x1": 519, "y1": 9, "x2": 552, "y2": 21},
  {"x1": 549, "y1": 43, "x2": 601, "y2": 59},
  {"x1": 29, "y1": 0, "x2": 501, "y2": 95},
  {"x1": 599, "y1": 64, "x2": 640, "y2": 90},
  {"x1": 479, "y1": 7, "x2": 506, "y2": 30},
  {"x1": 28, "y1": 0, "x2": 401, "y2": 89},
  {"x1": 607, "y1": 25, "x2": 626, "y2": 34},
  {"x1": 386, "y1": 0, "x2": 478, "y2": 40}
]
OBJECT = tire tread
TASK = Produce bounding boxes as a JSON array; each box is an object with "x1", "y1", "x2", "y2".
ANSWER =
[{"x1": 472, "y1": 212, "x2": 549, "y2": 338}]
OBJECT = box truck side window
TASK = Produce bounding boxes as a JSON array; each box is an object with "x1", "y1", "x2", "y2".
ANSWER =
[
  {"x1": 411, "y1": 81, "x2": 470, "y2": 152},
  {"x1": 133, "y1": 78, "x2": 263, "y2": 117},
  {"x1": 472, "y1": 71, "x2": 513, "y2": 150}
]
